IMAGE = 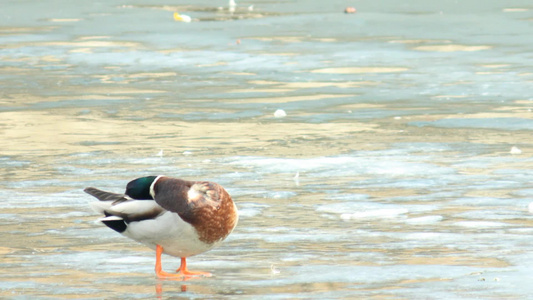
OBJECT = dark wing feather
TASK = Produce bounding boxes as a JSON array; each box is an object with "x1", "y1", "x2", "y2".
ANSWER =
[
  {"x1": 101, "y1": 219, "x2": 128, "y2": 233},
  {"x1": 84, "y1": 187, "x2": 128, "y2": 204}
]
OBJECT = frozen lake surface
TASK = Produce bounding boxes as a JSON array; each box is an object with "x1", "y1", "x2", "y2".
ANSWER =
[{"x1": 1, "y1": 0, "x2": 532, "y2": 299}]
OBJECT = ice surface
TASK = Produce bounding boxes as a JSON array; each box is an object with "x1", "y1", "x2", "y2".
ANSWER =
[
  {"x1": 226, "y1": 154, "x2": 456, "y2": 178},
  {"x1": 1, "y1": 0, "x2": 532, "y2": 298},
  {"x1": 453, "y1": 221, "x2": 511, "y2": 228},
  {"x1": 411, "y1": 118, "x2": 533, "y2": 131},
  {"x1": 404, "y1": 215, "x2": 444, "y2": 224}
]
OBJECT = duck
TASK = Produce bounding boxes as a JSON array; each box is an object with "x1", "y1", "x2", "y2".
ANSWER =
[{"x1": 84, "y1": 175, "x2": 238, "y2": 279}]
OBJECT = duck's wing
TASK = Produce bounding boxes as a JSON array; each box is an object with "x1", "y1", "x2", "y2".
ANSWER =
[{"x1": 85, "y1": 187, "x2": 165, "y2": 223}]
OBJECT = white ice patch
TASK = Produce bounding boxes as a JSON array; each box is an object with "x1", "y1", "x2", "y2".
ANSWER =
[
  {"x1": 513, "y1": 189, "x2": 533, "y2": 197},
  {"x1": 3, "y1": 190, "x2": 94, "y2": 209},
  {"x1": 237, "y1": 202, "x2": 269, "y2": 218},
  {"x1": 388, "y1": 191, "x2": 462, "y2": 202},
  {"x1": 340, "y1": 208, "x2": 409, "y2": 220},
  {"x1": 225, "y1": 187, "x2": 268, "y2": 197},
  {"x1": 108, "y1": 256, "x2": 152, "y2": 264},
  {"x1": 448, "y1": 197, "x2": 509, "y2": 206},
  {"x1": 453, "y1": 221, "x2": 511, "y2": 228},
  {"x1": 317, "y1": 202, "x2": 408, "y2": 220},
  {"x1": 325, "y1": 194, "x2": 369, "y2": 201},
  {"x1": 226, "y1": 154, "x2": 454, "y2": 178},
  {"x1": 410, "y1": 118, "x2": 533, "y2": 131},
  {"x1": 264, "y1": 191, "x2": 297, "y2": 199},
  {"x1": 404, "y1": 232, "x2": 447, "y2": 240},
  {"x1": 509, "y1": 228, "x2": 533, "y2": 234},
  {"x1": 405, "y1": 215, "x2": 443, "y2": 225},
  {"x1": 238, "y1": 208, "x2": 262, "y2": 218}
]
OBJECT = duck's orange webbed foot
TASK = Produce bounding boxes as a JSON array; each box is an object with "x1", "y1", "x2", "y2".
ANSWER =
[
  {"x1": 175, "y1": 257, "x2": 212, "y2": 277},
  {"x1": 155, "y1": 245, "x2": 211, "y2": 280}
]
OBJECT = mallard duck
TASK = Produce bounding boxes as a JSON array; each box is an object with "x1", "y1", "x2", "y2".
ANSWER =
[{"x1": 85, "y1": 175, "x2": 238, "y2": 278}]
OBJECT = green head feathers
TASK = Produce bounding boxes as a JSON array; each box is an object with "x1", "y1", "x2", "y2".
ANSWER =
[{"x1": 125, "y1": 176, "x2": 158, "y2": 200}]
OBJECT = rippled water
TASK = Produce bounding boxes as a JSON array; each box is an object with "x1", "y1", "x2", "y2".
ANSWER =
[{"x1": 1, "y1": 0, "x2": 532, "y2": 299}]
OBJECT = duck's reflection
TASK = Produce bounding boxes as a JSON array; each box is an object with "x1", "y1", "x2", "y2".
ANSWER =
[
  {"x1": 156, "y1": 282, "x2": 187, "y2": 298},
  {"x1": 156, "y1": 276, "x2": 205, "y2": 298}
]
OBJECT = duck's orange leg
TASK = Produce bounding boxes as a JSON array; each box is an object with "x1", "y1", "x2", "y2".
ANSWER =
[
  {"x1": 176, "y1": 257, "x2": 211, "y2": 277},
  {"x1": 155, "y1": 245, "x2": 181, "y2": 278},
  {"x1": 155, "y1": 245, "x2": 211, "y2": 279}
]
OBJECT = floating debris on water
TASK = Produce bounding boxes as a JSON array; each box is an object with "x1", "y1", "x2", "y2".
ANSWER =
[
  {"x1": 229, "y1": 0, "x2": 236, "y2": 13},
  {"x1": 345, "y1": 7, "x2": 357, "y2": 14},
  {"x1": 174, "y1": 12, "x2": 192, "y2": 23},
  {"x1": 271, "y1": 264, "x2": 280, "y2": 275},
  {"x1": 510, "y1": 146, "x2": 522, "y2": 154},
  {"x1": 274, "y1": 109, "x2": 287, "y2": 118}
]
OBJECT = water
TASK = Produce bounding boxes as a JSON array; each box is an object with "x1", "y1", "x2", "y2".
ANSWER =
[{"x1": 1, "y1": 0, "x2": 532, "y2": 298}]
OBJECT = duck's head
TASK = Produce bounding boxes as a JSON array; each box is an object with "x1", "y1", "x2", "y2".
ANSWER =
[{"x1": 126, "y1": 176, "x2": 158, "y2": 200}]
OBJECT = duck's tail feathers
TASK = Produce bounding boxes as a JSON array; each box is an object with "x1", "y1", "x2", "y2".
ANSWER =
[
  {"x1": 89, "y1": 200, "x2": 114, "y2": 215},
  {"x1": 98, "y1": 215, "x2": 127, "y2": 233}
]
